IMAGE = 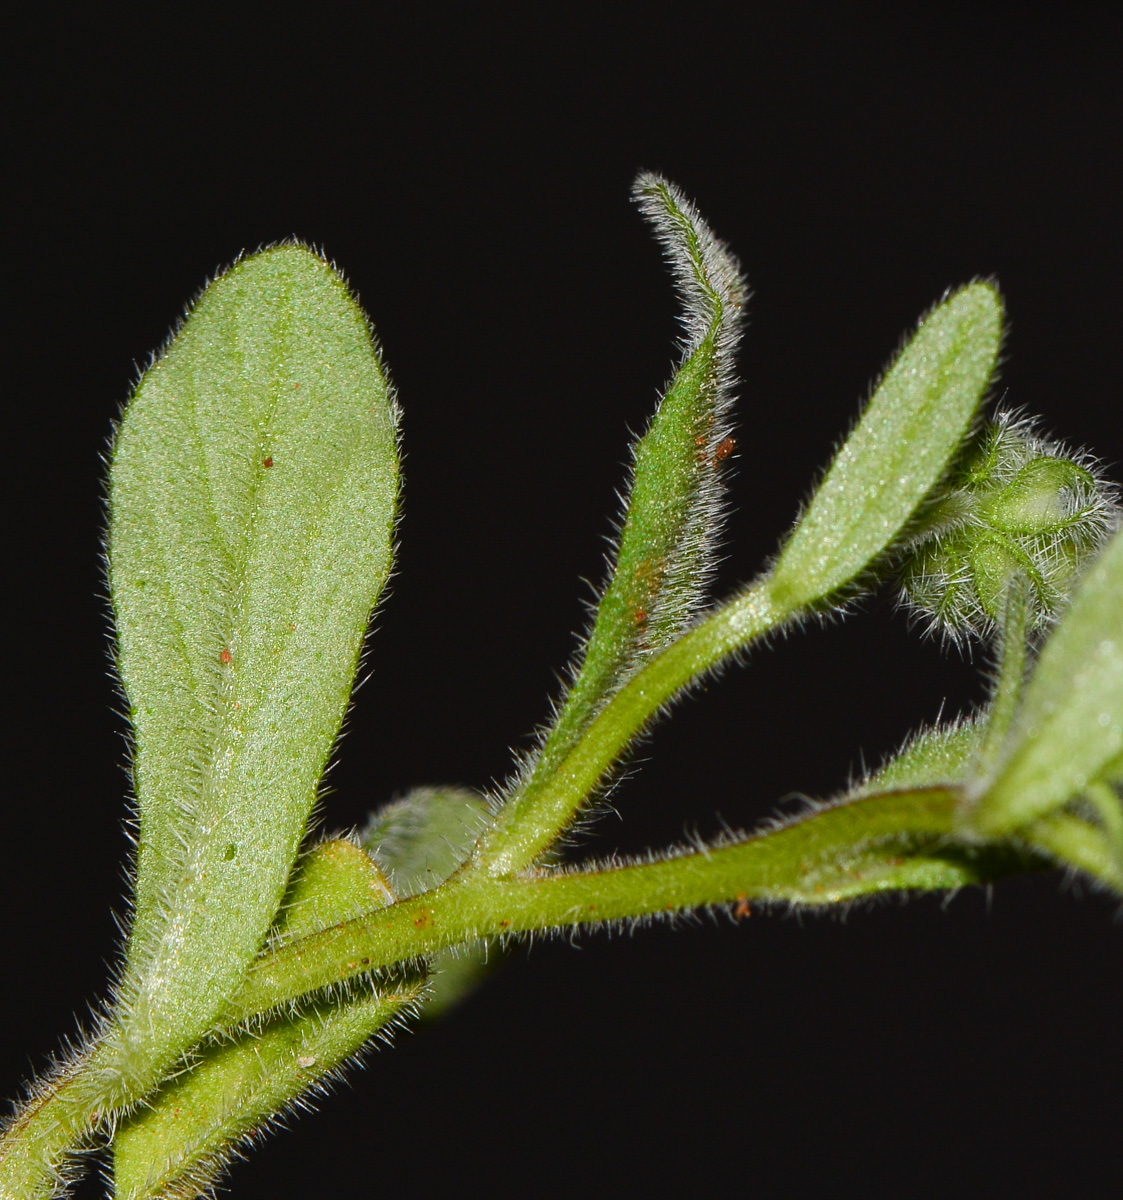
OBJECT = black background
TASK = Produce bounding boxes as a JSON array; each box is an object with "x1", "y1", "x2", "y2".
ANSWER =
[{"x1": 6, "y1": 6, "x2": 1123, "y2": 1197}]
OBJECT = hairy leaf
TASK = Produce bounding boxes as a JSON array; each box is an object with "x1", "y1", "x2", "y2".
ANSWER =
[
  {"x1": 533, "y1": 174, "x2": 745, "y2": 777},
  {"x1": 273, "y1": 839, "x2": 396, "y2": 942},
  {"x1": 362, "y1": 787, "x2": 494, "y2": 1014},
  {"x1": 109, "y1": 244, "x2": 399, "y2": 1073},
  {"x1": 853, "y1": 718, "x2": 983, "y2": 794},
  {"x1": 113, "y1": 841, "x2": 414, "y2": 1200},
  {"x1": 770, "y1": 283, "x2": 1003, "y2": 606},
  {"x1": 485, "y1": 176, "x2": 745, "y2": 870},
  {"x1": 971, "y1": 527, "x2": 1123, "y2": 832}
]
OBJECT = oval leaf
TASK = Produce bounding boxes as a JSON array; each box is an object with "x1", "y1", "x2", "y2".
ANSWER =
[
  {"x1": 770, "y1": 283, "x2": 1003, "y2": 606},
  {"x1": 109, "y1": 245, "x2": 399, "y2": 1070}
]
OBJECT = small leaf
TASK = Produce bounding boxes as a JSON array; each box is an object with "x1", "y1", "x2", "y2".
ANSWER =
[
  {"x1": 984, "y1": 456, "x2": 1096, "y2": 534},
  {"x1": 362, "y1": 786, "x2": 490, "y2": 894},
  {"x1": 1019, "y1": 811, "x2": 1123, "y2": 893},
  {"x1": 971, "y1": 527, "x2": 1123, "y2": 832},
  {"x1": 362, "y1": 787, "x2": 494, "y2": 1014},
  {"x1": 854, "y1": 718, "x2": 983, "y2": 795},
  {"x1": 272, "y1": 839, "x2": 396, "y2": 943},
  {"x1": 542, "y1": 176, "x2": 745, "y2": 769},
  {"x1": 112, "y1": 988, "x2": 419, "y2": 1200},
  {"x1": 109, "y1": 244, "x2": 399, "y2": 1070},
  {"x1": 113, "y1": 840, "x2": 414, "y2": 1200},
  {"x1": 770, "y1": 283, "x2": 1003, "y2": 607},
  {"x1": 969, "y1": 535, "x2": 1039, "y2": 619},
  {"x1": 504, "y1": 174, "x2": 745, "y2": 823}
]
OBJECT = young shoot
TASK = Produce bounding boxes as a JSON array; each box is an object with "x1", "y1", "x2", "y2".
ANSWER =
[{"x1": 2, "y1": 176, "x2": 1120, "y2": 1200}]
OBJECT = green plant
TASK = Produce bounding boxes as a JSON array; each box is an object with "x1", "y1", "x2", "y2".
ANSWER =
[{"x1": 2, "y1": 175, "x2": 1120, "y2": 1200}]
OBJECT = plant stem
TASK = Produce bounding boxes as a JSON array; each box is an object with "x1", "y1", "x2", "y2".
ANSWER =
[
  {"x1": 481, "y1": 580, "x2": 781, "y2": 874},
  {"x1": 0, "y1": 1042, "x2": 117, "y2": 1200},
  {"x1": 227, "y1": 785, "x2": 1039, "y2": 1026},
  {"x1": 974, "y1": 581, "x2": 1029, "y2": 778},
  {"x1": 1082, "y1": 780, "x2": 1123, "y2": 875},
  {"x1": 1020, "y1": 810, "x2": 1123, "y2": 892}
]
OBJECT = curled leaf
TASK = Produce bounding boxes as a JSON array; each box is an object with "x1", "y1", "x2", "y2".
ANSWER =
[{"x1": 531, "y1": 174, "x2": 746, "y2": 778}]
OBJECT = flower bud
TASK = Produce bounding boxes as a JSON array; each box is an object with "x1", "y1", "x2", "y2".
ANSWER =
[{"x1": 898, "y1": 411, "x2": 1119, "y2": 641}]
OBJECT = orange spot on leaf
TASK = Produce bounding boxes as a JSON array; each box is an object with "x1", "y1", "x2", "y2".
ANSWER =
[
  {"x1": 733, "y1": 895, "x2": 752, "y2": 921},
  {"x1": 219, "y1": 648, "x2": 232, "y2": 665},
  {"x1": 263, "y1": 456, "x2": 273, "y2": 468}
]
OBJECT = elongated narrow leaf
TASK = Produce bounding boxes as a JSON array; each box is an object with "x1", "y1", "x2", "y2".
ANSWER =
[
  {"x1": 113, "y1": 841, "x2": 416, "y2": 1200},
  {"x1": 109, "y1": 244, "x2": 399, "y2": 1072},
  {"x1": 362, "y1": 787, "x2": 495, "y2": 1014},
  {"x1": 770, "y1": 283, "x2": 1003, "y2": 607},
  {"x1": 971, "y1": 527, "x2": 1123, "y2": 832},
  {"x1": 530, "y1": 175, "x2": 745, "y2": 779}
]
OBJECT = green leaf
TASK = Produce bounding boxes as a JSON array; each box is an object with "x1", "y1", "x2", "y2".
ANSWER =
[
  {"x1": 1102, "y1": 751, "x2": 1123, "y2": 786},
  {"x1": 854, "y1": 717, "x2": 983, "y2": 795},
  {"x1": 983, "y1": 456, "x2": 1096, "y2": 535},
  {"x1": 113, "y1": 987, "x2": 419, "y2": 1200},
  {"x1": 483, "y1": 176, "x2": 745, "y2": 870},
  {"x1": 1019, "y1": 811, "x2": 1123, "y2": 893},
  {"x1": 272, "y1": 838, "x2": 396, "y2": 942},
  {"x1": 362, "y1": 787, "x2": 495, "y2": 1014},
  {"x1": 362, "y1": 786, "x2": 490, "y2": 894},
  {"x1": 971, "y1": 527, "x2": 1123, "y2": 832},
  {"x1": 113, "y1": 840, "x2": 417, "y2": 1200},
  {"x1": 770, "y1": 283, "x2": 1003, "y2": 607},
  {"x1": 108, "y1": 244, "x2": 399, "y2": 1075},
  {"x1": 531, "y1": 174, "x2": 745, "y2": 780}
]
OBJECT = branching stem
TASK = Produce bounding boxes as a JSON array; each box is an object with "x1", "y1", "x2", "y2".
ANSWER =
[{"x1": 481, "y1": 580, "x2": 780, "y2": 873}]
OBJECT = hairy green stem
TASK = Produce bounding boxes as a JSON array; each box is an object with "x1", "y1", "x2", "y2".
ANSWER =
[
  {"x1": 1019, "y1": 810, "x2": 1123, "y2": 892},
  {"x1": 974, "y1": 582, "x2": 1029, "y2": 778},
  {"x1": 482, "y1": 580, "x2": 780, "y2": 873},
  {"x1": 0, "y1": 1043, "x2": 115, "y2": 1200},
  {"x1": 229, "y1": 785, "x2": 1039, "y2": 1025}
]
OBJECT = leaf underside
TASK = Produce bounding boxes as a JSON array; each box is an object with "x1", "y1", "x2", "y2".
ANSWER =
[{"x1": 109, "y1": 244, "x2": 399, "y2": 1063}]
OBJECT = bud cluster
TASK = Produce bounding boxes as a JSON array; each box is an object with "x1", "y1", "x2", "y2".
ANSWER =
[{"x1": 898, "y1": 411, "x2": 1119, "y2": 642}]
